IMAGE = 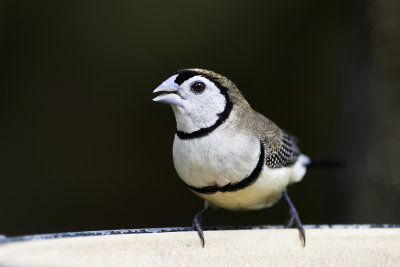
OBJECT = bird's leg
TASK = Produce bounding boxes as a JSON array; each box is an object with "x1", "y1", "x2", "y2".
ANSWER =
[
  {"x1": 192, "y1": 201, "x2": 212, "y2": 248},
  {"x1": 283, "y1": 190, "x2": 306, "y2": 247}
]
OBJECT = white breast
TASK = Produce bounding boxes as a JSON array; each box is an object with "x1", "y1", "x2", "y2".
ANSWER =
[
  {"x1": 173, "y1": 125, "x2": 260, "y2": 188},
  {"x1": 172, "y1": 119, "x2": 309, "y2": 211}
]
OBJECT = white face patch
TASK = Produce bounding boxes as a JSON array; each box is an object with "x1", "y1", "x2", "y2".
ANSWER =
[{"x1": 172, "y1": 75, "x2": 227, "y2": 133}]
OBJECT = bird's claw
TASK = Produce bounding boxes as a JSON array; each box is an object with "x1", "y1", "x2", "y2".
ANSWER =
[
  {"x1": 191, "y1": 203, "x2": 211, "y2": 248},
  {"x1": 283, "y1": 190, "x2": 306, "y2": 247},
  {"x1": 192, "y1": 220, "x2": 205, "y2": 248}
]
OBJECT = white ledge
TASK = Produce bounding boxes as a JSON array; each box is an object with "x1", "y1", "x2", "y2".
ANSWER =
[{"x1": 1, "y1": 227, "x2": 400, "y2": 266}]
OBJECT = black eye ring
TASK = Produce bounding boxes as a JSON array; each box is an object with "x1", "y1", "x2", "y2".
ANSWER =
[{"x1": 190, "y1": 81, "x2": 206, "y2": 94}]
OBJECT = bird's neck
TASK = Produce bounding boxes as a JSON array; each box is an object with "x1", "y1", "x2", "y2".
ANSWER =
[{"x1": 171, "y1": 106, "x2": 219, "y2": 134}]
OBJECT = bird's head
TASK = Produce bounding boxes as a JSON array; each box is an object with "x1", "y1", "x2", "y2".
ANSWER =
[{"x1": 153, "y1": 69, "x2": 248, "y2": 136}]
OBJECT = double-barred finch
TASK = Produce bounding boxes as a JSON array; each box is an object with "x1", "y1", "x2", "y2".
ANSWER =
[{"x1": 153, "y1": 69, "x2": 310, "y2": 247}]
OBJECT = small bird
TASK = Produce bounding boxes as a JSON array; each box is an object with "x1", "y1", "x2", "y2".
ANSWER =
[{"x1": 153, "y1": 69, "x2": 310, "y2": 247}]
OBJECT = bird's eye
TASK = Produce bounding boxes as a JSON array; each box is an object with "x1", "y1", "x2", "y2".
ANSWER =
[{"x1": 190, "y1": 81, "x2": 206, "y2": 94}]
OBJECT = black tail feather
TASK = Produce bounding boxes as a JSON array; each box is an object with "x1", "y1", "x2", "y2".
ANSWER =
[{"x1": 306, "y1": 158, "x2": 346, "y2": 169}]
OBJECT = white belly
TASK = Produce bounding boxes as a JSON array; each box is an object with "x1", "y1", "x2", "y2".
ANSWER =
[
  {"x1": 172, "y1": 127, "x2": 309, "y2": 211},
  {"x1": 195, "y1": 155, "x2": 309, "y2": 211}
]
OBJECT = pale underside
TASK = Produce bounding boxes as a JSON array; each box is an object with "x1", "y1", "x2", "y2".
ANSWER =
[
  {"x1": 172, "y1": 110, "x2": 309, "y2": 211},
  {"x1": 194, "y1": 154, "x2": 308, "y2": 211}
]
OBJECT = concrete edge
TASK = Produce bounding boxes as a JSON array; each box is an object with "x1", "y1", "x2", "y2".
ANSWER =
[{"x1": 1, "y1": 224, "x2": 399, "y2": 244}]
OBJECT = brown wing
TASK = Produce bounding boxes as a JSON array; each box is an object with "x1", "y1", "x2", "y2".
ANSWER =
[
  {"x1": 250, "y1": 111, "x2": 301, "y2": 168},
  {"x1": 265, "y1": 131, "x2": 301, "y2": 168}
]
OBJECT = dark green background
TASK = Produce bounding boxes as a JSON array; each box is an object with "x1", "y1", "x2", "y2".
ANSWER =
[{"x1": 1, "y1": 0, "x2": 399, "y2": 236}]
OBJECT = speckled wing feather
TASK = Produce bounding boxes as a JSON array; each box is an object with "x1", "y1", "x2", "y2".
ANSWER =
[
  {"x1": 251, "y1": 111, "x2": 301, "y2": 168},
  {"x1": 264, "y1": 131, "x2": 301, "y2": 168}
]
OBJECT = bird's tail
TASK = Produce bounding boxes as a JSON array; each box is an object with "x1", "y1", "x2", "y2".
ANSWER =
[{"x1": 306, "y1": 158, "x2": 346, "y2": 169}]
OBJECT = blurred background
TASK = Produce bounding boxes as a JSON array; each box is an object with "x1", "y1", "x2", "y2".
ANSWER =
[{"x1": 0, "y1": 0, "x2": 399, "y2": 237}]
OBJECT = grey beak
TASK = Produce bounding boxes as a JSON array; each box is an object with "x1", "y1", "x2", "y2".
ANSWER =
[{"x1": 153, "y1": 75, "x2": 183, "y2": 107}]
